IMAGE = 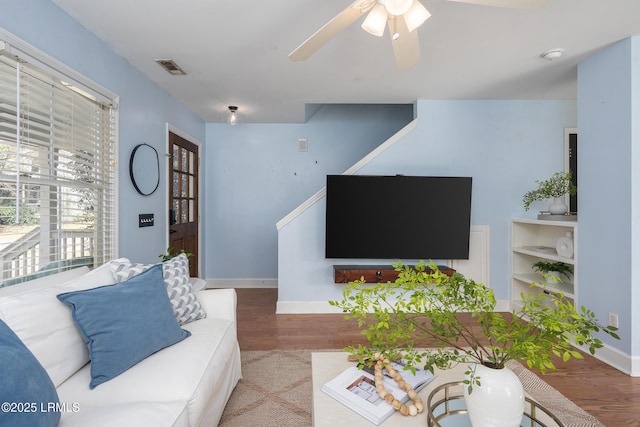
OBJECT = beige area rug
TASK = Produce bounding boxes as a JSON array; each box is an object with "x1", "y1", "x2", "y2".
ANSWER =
[{"x1": 218, "y1": 350, "x2": 604, "y2": 427}]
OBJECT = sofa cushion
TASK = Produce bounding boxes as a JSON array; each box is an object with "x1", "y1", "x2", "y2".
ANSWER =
[
  {"x1": 57, "y1": 401, "x2": 189, "y2": 427},
  {"x1": 56, "y1": 314, "x2": 241, "y2": 426},
  {"x1": 0, "y1": 266, "x2": 89, "y2": 297},
  {"x1": 57, "y1": 264, "x2": 191, "y2": 389},
  {"x1": 111, "y1": 254, "x2": 206, "y2": 325},
  {"x1": 0, "y1": 260, "x2": 127, "y2": 387},
  {"x1": 0, "y1": 319, "x2": 61, "y2": 427},
  {"x1": 1, "y1": 257, "x2": 93, "y2": 288}
]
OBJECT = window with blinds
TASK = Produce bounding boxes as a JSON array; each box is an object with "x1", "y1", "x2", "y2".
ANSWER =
[{"x1": 0, "y1": 40, "x2": 117, "y2": 287}]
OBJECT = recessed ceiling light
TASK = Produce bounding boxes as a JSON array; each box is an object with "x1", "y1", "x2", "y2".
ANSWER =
[
  {"x1": 155, "y1": 59, "x2": 186, "y2": 75},
  {"x1": 541, "y1": 48, "x2": 564, "y2": 61}
]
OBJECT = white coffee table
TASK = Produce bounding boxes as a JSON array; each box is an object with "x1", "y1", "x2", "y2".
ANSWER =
[{"x1": 311, "y1": 352, "x2": 467, "y2": 427}]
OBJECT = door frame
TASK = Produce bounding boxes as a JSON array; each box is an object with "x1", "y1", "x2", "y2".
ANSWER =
[{"x1": 165, "y1": 124, "x2": 203, "y2": 277}]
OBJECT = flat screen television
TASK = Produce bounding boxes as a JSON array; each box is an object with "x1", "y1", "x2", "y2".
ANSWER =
[{"x1": 325, "y1": 175, "x2": 472, "y2": 260}]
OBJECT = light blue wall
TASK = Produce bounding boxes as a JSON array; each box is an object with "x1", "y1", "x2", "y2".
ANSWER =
[
  {"x1": 278, "y1": 99, "x2": 577, "y2": 304},
  {"x1": 4, "y1": 0, "x2": 636, "y2": 369},
  {"x1": 577, "y1": 36, "x2": 639, "y2": 354},
  {"x1": 0, "y1": 0, "x2": 206, "y2": 265},
  {"x1": 204, "y1": 104, "x2": 414, "y2": 279}
]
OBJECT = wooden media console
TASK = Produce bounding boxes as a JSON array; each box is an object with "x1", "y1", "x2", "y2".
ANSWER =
[{"x1": 333, "y1": 264, "x2": 455, "y2": 284}]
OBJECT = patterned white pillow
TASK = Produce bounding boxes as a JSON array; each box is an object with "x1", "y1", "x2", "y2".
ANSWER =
[{"x1": 110, "y1": 254, "x2": 206, "y2": 325}]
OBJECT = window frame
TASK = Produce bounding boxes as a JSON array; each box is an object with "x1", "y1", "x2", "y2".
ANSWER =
[{"x1": 0, "y1": 29, "x2": 119, "y2": 286}]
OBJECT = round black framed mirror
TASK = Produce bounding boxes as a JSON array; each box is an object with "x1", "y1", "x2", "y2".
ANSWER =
[{"x1": 129, "y1": 143, "x2": 160, "y2": 196}]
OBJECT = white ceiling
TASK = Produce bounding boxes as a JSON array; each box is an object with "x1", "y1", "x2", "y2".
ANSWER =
[{"x1": 51, "y1": 0, "x2": 640, "y2": 123}]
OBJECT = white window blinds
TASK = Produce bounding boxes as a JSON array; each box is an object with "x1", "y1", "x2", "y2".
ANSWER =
[{"x1": 0, "y1": 40, "x2": 117, "y2": 287}]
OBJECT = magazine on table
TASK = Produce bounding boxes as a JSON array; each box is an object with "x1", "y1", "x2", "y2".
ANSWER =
[{"x1": 321, "y1": 360, "x2": 436, "y2": 425}]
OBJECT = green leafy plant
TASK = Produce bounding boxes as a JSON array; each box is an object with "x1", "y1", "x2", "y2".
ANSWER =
[
  {"x1": 330, "y1": 261, "x2": 618, "y2": 393},
  {"x1": 522, "y1": 171, "x2": 577, "y2": 211},
  {"x1": 0, "y1": 204, "x2": 38, "y2": 225},
  {"x1": 158, "y1": 246, "x2": 194, "y2": 262},
  {"x1": 531, "y1": 261, "x2": 573, "y2": 279}
]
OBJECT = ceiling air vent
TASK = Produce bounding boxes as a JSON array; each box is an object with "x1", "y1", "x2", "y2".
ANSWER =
[{"x1": 155, "y1": 59, "x2": 186, "y2": 75}]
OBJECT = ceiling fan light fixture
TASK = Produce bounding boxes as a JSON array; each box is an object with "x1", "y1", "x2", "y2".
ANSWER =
[
  {"x1": 384, "y1": 0, "x2": 414, "y2": 16},
  {"x1": 404, "y1": 0, "x2": 431, "y2": 32},
  {"x1": 361, "y1": 2, "x2": 388, "y2": 37}
]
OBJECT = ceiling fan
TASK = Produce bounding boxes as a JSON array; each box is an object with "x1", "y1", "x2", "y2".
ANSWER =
[{"x1": 289, "y1": 0, "x2": 550, "y2": 70}]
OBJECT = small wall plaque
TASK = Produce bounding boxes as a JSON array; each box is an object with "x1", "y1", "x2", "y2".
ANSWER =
[{"x1": 139, "y1": 213, "x2": 154, "y2": 227}]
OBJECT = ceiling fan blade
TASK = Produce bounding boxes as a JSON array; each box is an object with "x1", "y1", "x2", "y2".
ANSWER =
[
  {"x1": 446, "y1": 0, "x2": 550, "y2": 10},
  {"x1": 388, "y1": 16, "x2": 420, "y2": 70},
  {"x1": 289, "y1": 2, "x2": 372, "y2": 62}
]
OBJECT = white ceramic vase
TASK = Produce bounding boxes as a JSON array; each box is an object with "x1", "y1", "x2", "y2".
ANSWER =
[
  {"x1": 556, "y1": 231, "x2": 574, "y2": 258},
  {"x1": 464, "y1": 363, "x2": 525, "y2": 427},
  {"x1": 548, "y1": 196, "x2": 568, "y2": 215}
]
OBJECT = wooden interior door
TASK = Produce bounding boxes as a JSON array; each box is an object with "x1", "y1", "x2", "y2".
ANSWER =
[{"x1": 168, "y1": 132, "x2": 199, "y2": 276}]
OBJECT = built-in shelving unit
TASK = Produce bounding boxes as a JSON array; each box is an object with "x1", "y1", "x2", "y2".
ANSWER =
[{"x1": 511, "y1": 219, "x2": 577, "y2": 308}]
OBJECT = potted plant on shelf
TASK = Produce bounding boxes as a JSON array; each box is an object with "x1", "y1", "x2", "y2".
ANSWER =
[
  {"x1": 330, "y1": 261, "x2": 618, "y2": 427},
  {"x1": 522, "y1": 171, "x2": 577, "y2": 214},
  {"x1": 531, "y1": 260, "x2": 573, "y2": 284}
]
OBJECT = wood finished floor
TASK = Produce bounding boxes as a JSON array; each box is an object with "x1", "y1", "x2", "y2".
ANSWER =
[{"x1": 236, "y1": 288, "x2": 640, "y2": 426}]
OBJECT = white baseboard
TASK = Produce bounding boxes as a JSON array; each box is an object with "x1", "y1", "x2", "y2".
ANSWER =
[
  {"x1": 632, "y1": 355, "x2": 640, "y2": 376},
  {"x1": 494, "y1": 299, "x2": 511, "y2": 312},
  {"x1": 205, "y1": 278, "x2": 278, "y2": 289},
  {"x1": 504, "y1": 303, "x2": 635, "y2": 376},
  {"x1": 575, "y1": 341, "x2": 638, "y2": 376}
]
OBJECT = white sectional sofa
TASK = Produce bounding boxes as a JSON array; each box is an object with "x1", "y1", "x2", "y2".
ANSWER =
[{"x1": 0, "y1": 256, "x2": 242, "y2": 427}]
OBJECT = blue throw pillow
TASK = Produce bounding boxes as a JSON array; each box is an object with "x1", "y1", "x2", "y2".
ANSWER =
[
  {"x1": 0, "y1": 319, "x2": 61, "y2": 427},
  {"x1": 57, "y1": 263, "x2": 190, "y2": 389}
]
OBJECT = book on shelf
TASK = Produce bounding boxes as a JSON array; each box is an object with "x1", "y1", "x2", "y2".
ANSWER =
[{"x1": 321, "y1": 360, "x2": 436, "y2": 425}]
